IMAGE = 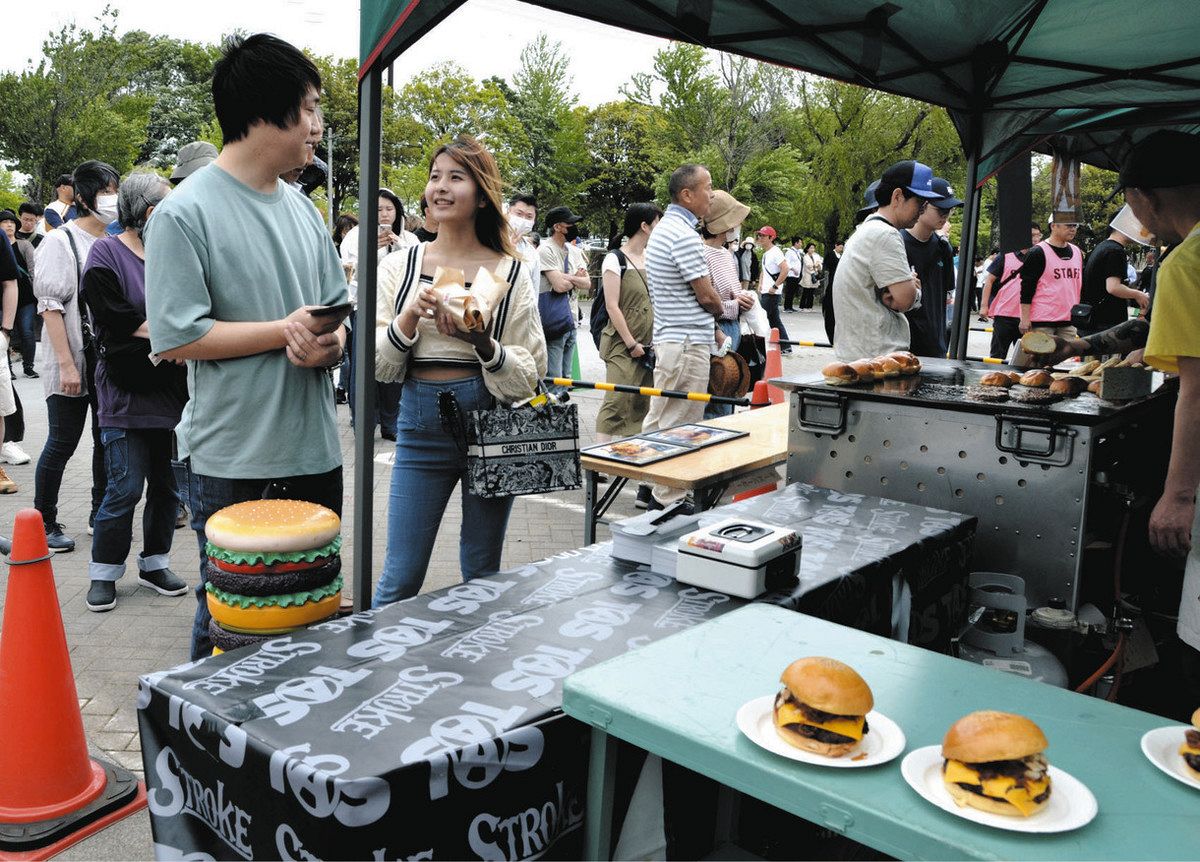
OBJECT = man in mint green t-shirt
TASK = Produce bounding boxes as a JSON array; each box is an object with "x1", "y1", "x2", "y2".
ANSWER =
[{"x1": 145, "y1": 34, "x2": 349, "y2": 659}]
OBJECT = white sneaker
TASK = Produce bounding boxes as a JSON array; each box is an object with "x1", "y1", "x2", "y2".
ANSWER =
[{"x1": 0, "y1": 442, "x2": 30, "y2": 465}]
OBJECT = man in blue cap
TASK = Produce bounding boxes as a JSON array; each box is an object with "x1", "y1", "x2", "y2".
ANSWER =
[
  {"x1": 832, "y1": 160, "x2": 940, "y2": 361},
  {"x1": 903, "y1": 176, "x2": 963, "y2": 357}
]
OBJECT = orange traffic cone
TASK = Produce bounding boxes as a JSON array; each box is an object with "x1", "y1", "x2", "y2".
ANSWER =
[
  {"x1": 0, "y1": 508, "x2": 146, "y2": 859},
  {"x1": 764, "y1": 327, "x2": 784, "y2": 404}
]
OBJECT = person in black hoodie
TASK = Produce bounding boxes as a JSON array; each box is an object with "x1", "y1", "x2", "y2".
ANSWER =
[{"x1": 901, "y1": 177, "x2": 962, "y2": 357}]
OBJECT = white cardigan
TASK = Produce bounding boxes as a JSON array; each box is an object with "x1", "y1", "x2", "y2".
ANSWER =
[{"x1": 375, "y1": 243, "x2": 548, "y2": 405}]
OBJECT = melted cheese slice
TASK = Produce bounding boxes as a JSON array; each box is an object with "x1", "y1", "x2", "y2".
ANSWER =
[
  {"x1": 774, "y1": 701, "x2": 865, "y2": 741},
  {"x1": 943, "y1": 760, "x2": 1049, "y2": 816},
  {"x1": 1179, "y1": 742, "x2": 1200, "y2": 756}
]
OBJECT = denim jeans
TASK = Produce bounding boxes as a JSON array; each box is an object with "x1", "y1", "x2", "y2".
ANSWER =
[
  {"x1": 544, "y1": 327, "x2": 577, "y2": 393},
  {"x1": 346, "y1": 324, "x2": 403, "y2": 436},
  {"x1": 187, "y1": 465, "x2": 343, "y2": 660},
  {"x1": 704, "y1": 320, "x2": 743, "y2": 420},
  {"x1": 13, "y1": 304, "x2": 37, "y2": 372},
  {"x1": 374, "y1": 375, "x2": 515, "y2": 608},
  {"x1": 34, "y1": 387, "x2": 106, "y2": 528},
  {"x1": 90, "y1": 428, "x2": 178, "y2": 582}
]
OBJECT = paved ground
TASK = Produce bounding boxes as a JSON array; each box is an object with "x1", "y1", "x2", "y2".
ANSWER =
[{"x1": 0, "y1": 307, "x2": 990, "y2": 858}]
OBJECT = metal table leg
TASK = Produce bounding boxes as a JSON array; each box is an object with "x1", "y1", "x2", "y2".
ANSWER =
[
  {"x1": 584, "y1": 470, "x2": 628, "y2": 546},
  {"x1": 584, "y1": 727, "x2": 618, "y2": 861}
]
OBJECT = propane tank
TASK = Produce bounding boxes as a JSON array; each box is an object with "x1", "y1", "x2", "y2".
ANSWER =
[{"x1": 954, "y1": 572, "x2": 1069, "y2": 687}]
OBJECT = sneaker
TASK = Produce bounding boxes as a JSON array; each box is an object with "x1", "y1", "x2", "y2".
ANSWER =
[
  {"x1": 335, "y1": 387, "x2": 348, "y2": 405},
  {"x1": 1, "y1": 441, "x2": 30, "y2": 465},
  {"x1": 44, "y1": 524, "x2": 75, "y2": 553},
  {"x1": 138, "y1": 567, "x2": 189, "y2": 596},
  {"x1": 176, "y1": 506, "x2": 189, "y2": 529},
  {"x1": 0, "y1": 535, "x2": 11, "y2": 556},
  {"x1": 23, "y1": 368, "x2": 39, "y2": 379},
  {"x1": 635, "y1": 485, "x2": 653, "y2": 510},
  {"x1": 86, "y1": 580, "x2": 117, "y2": 612},
  {"x1": 87, "y1": 513, "x2": 95, "y2": 536},
  {"x1": 0, "y1": 466, "x2": 15, "y2": 494},
  {"x1": 647, "y1": 496, "x2": 695, "y2": 516}
]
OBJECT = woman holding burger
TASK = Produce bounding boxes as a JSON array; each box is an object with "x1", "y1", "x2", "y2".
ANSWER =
[{"x1": 373, "y1": 135, "x2": 546, "y2": 607}]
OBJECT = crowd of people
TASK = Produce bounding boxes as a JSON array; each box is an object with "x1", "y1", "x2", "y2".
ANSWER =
[{"x1": 1, "y1": 33, "x2": 1195, "y2": 683}]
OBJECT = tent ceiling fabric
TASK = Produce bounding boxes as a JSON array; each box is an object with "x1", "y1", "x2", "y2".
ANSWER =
[{"x1": 360, "y1": 0, "x2": 1200, "y2": 179}]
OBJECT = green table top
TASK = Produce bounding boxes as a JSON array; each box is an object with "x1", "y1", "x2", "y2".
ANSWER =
[{"x1": 562, "y1": 604, "x2": 1199, "y2": 860}]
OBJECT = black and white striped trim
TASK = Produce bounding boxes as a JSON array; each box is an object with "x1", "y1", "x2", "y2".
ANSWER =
[
  {"x1": 491, "y1": 258, "x2": 521, "y2": 340},
  {"x1": 387, "y1": 318, "x2": 413, "y2": 353},
  {"x1": 482, "y1": 343, "x2": 507, "y2": 373},
  {"x1": 393, "y1": 244, "x2": 421, "y2": 317}
]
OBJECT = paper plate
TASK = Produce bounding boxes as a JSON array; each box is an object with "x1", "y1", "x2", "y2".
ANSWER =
[
  {"x1": 900, "y1": 745, "x2": 1097, "y2": 833},
  {"x1": 735, "y1": 694, "x2": 905, "y2": 767},
  {"x1": 1140, "y1": 726, "x2": 1200, "y2": 791}
]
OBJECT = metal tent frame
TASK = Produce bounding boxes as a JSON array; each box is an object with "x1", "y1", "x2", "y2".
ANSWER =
[{"x1": 349, "y1": 0, "x2": 1200, "y2": 604}]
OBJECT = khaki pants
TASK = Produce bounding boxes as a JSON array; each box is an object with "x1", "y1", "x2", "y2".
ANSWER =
[
  {"x1": 641, "y1": 339, "x2": 711, "y2": 505},
  {"x1": 1012, "y1": 323, "x2": 1078, "y2": 368}
]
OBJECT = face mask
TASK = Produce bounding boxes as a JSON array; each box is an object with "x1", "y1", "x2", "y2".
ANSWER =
[
  {"x1": 508, "y1": 214, "x2": 534, "y2": 236},
  {"x1": 93, "y1": 193, "x2": 119, "y2": 225},
  {"x1": 565, "y1": 225, "x2": 579, "y2": 242}
]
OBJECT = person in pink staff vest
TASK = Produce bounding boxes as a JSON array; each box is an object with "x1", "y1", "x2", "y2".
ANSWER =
[{"x1": 986, "y1": 213, "x2": 1083, "y2": 367}]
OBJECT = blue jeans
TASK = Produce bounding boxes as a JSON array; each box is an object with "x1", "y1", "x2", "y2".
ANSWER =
[
  {"x1": 544, "y1": 327, "x2": 576, "y2": 393},
  {"x1": 187, "y1": 466, "x2": 343, "y2": 660},
  {"x1": 346, "y1": 324, "x2": 403, "y2": 436},
  {"x1": 374, "y1": 375, "x2": 515, "y2": 607},
  {"x1": 34, "y1": 387, "x2": 106, "y2": 528},
  {"x1": 13, "y1": 304, "x2": 37, "y2": 371},
  {"x1": 704, "y1": 320, "x2": 743, "y2": 419},
  {"x1": 90, "y1": 428, "x2": 178, "y2": 582}
]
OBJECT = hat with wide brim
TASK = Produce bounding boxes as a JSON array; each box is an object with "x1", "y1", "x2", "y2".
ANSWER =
[
  {"x1": 704, "y1": 190, "x2": 751, "y2": 236},
  {"x1": 709, "y1": 351, "x2": 751, "y2": 398}
]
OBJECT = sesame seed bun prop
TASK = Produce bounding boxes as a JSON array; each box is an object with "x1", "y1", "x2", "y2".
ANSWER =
[
  {"x1": 941, "y1": 711, "x2": 1051, "y2": 817},
  {"x1": 204, "y1": 499, "x2": 343, "y2": 653},
  {"x1": 773, "y1": 657, "x2": 874, "y2": 758}
]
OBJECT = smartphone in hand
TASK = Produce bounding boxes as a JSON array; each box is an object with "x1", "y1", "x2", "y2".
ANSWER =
[{"x1": 309, "y1": 301, "x2": 354, "y2": 322}]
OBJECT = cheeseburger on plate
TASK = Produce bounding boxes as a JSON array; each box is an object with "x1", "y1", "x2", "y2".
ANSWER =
[
  {"x1": 1182, "y1": 708, "x2": 1200, "y2": 781},
  {"x1": 773, "y1": 657, "x2": 873, "y2": 757},
  {"x1": 204, "y1": 499, "x2": 343, "y2": 653},
  {"x1": 941, "y1": 711, "x2": 1051, "y2": 817}
]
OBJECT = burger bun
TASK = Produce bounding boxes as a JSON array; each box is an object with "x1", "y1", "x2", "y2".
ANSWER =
[
  {"x1": 822, "y1": 362, "x2": 858, "y2": 385},
  {"x1": 942, "y1": 710, "x2": 1048, "y2": 762},
  {"x1": 780, "y1": 657, "x2": 874, "y2": 716},
  {"x1": 205, "y1": 499, "x2": 341, "y2": 553}
]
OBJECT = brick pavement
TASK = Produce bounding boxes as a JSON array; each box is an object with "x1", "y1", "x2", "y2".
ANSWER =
[{"x1": 2, "y1": 309, "x2": 986, "y2": 857}]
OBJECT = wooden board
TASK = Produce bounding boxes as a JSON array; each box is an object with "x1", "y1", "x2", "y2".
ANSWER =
[{"x1": 580, "y1": 403, "x2": 788, "y2": 490}]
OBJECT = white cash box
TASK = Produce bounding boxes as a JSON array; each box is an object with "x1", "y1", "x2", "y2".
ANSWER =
[{"x1": 675, "y1": 518, "x2": 802, "y2": 599}]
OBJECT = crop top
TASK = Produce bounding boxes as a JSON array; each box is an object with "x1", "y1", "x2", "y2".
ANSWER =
[{"x1": 374, "y1": 242, "x2": 548, "y2": 404}]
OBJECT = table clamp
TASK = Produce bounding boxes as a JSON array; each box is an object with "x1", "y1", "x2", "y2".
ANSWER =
[
  {"x1": 993, "y1": 414, "x2": 1076, "y2": 467},
  {"x1": 796, "y1": 390, "x2": 847, "y2": 435}
]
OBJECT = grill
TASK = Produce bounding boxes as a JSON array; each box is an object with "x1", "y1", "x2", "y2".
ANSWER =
[{"x1": 778, "y1": 359, "x2": 1177, "y2": 610}]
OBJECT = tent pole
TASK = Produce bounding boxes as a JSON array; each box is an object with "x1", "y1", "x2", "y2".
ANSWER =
[
  {"x1": 352, "y1": 66, "x2": 382, "y2": 611},
  {"x1": 951, "y1": 121, "x2": 982, "y2": 359}
]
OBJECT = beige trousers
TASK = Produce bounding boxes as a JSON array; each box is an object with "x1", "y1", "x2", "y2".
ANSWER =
[{"x1": 641, "y1": 338, "x2": 712, "y2": 505}]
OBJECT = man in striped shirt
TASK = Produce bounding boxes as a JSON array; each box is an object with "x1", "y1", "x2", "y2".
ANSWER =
[{"x1": 641, "y1": 163, "x2": 724, "y2": 511}]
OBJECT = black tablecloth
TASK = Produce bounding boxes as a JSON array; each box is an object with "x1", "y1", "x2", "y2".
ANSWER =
[{"x1": 139, "y1": 487, "x2": 975, "y2": 860}]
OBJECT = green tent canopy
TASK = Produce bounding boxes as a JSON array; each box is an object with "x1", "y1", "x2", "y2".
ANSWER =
[
  {"x1": 360, "y1": 0, "x2": 1200, "y2": 176},
  {"x1": 346, "y1": 0, "x2": 1200, "y2": 602}
]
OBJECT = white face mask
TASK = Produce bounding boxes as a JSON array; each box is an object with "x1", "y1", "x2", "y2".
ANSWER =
[
  {"x1": 93, "y1": 193, "x2": 119, "y2": 225},
  {"x1": 508, "y1": 213, "x2": 535, "y2": 237}
]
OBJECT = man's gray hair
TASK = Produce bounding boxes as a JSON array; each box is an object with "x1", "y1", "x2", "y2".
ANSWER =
[
  {"x1": 118, "y1": 171, "x2": 171, "y2": 233},
  {"x1": 668, "y1": 164, "x2": 707, "y2": 202}
]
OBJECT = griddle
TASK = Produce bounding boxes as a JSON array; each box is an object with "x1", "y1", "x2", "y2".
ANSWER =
[{"x1": 775, "y1": 357, "x2": 1175, "y2": 427}]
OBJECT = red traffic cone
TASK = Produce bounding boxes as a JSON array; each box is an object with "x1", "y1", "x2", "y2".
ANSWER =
[
  {"x1": 0, "y1": 508, "x2": 146, "y2": 859},
  {"x1": 764, "y1": 327, "x2": 784, "y2": 404},
  {"x1": 748, "y1": 380, "x2": 771, "y2": 410}
]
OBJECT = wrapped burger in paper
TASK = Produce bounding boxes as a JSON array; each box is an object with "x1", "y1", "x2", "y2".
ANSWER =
[{"x1": 430, "y1": 266, "x2": 511, "y2": 333}]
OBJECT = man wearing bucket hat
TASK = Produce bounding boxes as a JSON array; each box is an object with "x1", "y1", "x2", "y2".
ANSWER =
[
  {"x1": 1079, "y1": 204, "x2": 1152, "y2": 336},
  {"x1": 170, "y1": 141, "x2": 218, "y2": 186},
  {"x1": 832, "y1": 160, "x2": 937, "y2": 361}
]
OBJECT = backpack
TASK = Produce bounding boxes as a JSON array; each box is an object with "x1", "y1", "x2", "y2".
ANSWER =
[{"x1": 588, "y1": 247, "x2": 627, "y2": 349}]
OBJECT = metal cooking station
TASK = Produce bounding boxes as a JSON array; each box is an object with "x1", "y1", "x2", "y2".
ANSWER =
[{"x1": 776, "y1": 359, "x2": 1177, "y2": 611}]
